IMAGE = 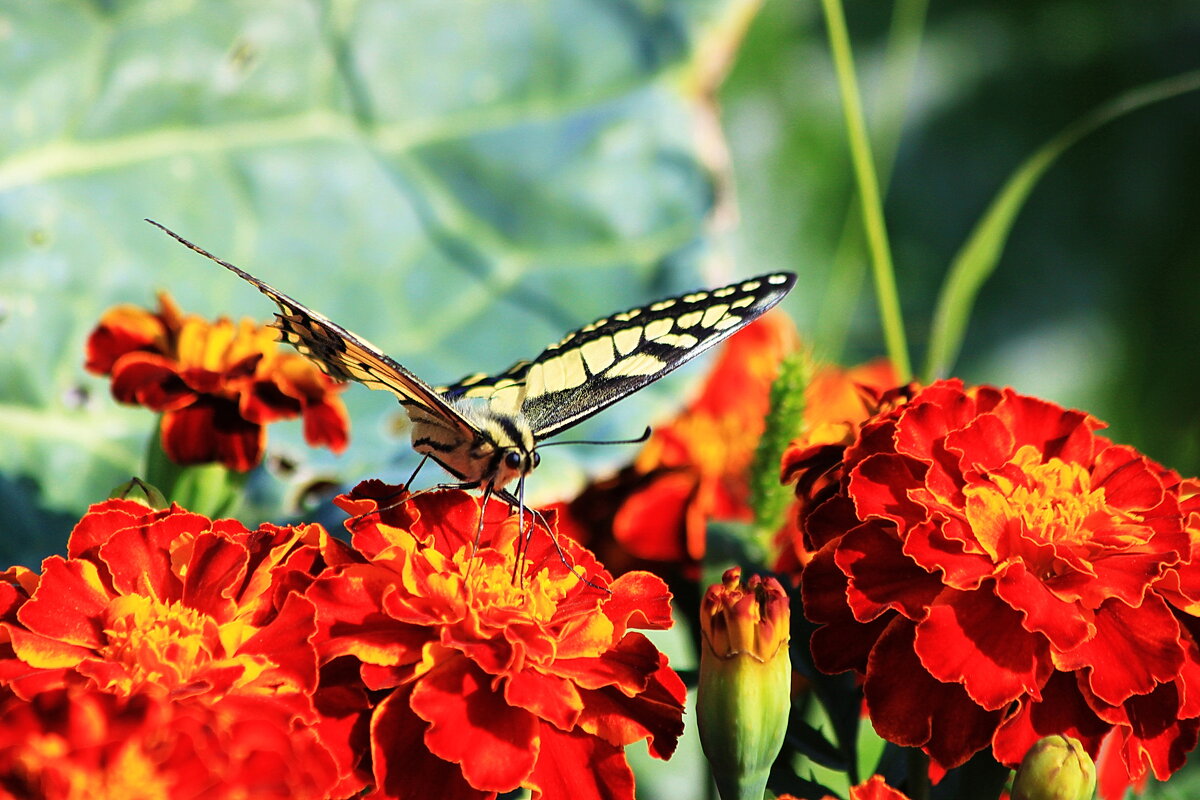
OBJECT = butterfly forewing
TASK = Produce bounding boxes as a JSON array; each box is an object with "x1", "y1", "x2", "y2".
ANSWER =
[
  {"x1": 441, "y1": 272, "x2": 797, "y2": 439},
  {"x1": 144, "y1": 220, "x2": 477, "y2": 443}
]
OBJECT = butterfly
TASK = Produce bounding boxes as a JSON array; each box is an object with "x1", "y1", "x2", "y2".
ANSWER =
[{"x1": 147, "y1": 219, "x2": 796, "y2": 509}]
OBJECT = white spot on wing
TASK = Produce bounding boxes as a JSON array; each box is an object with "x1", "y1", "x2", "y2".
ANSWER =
[
  {"x1": 713, "y1": 314, "x2": 742, "y2": 330},
  {"x1": 700, "y1": 304, "x2": 730, "y2": 327},
  {"x1": 614, "y1": 326, "x2": 642, "y2": 355},
  {"x1": 676, "y1": 310, "x2": 703, "y2": 328},
  {"x1": 488, "y1": 383, "x2": 523, "y2": 413},
  {"x1": 644, "y1": 318, "x2": 673, "y2": 340},
  {"x1": 658, "y1": 332, "x2": 700, "y2": 348},
  {"x1": 731, "y1": 295, "x2": 755, "y2": 309},
  {"x1": 581, "y1": 338, "x2": 615, "y2": 374},
  {"x1": 607, "y1": 354, "x2": 667, "y2": 377}
]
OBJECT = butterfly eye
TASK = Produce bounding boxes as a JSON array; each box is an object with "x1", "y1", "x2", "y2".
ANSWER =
[
  {"x1": 531, "y1": 452, "x2": 541, "y2": 469},
  {"x1": 504, "y1": 451, "x2": 523, "y2": 471}
]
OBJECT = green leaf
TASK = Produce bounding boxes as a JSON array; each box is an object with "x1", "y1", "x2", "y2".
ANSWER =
[
  {"x1": 0, "y1": 1, "x2": 753, "y2": 559},
  {"x1": 922, "y1": 70, "x2": 1200, "y2": 381}
]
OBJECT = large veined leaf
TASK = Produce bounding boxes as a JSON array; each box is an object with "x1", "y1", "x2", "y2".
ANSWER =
[{"x1": 0, "y1": 0, "x2": 750, "y2": 562}]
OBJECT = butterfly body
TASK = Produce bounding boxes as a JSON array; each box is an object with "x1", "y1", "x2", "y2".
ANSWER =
[{"x1": 147, "y1": 220, "x2": 795, "y2": 499}]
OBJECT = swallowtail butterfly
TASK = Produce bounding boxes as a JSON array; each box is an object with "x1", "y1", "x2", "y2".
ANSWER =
[{"x1": 147, "y1": 220, "x2": 796, "y2": 507}]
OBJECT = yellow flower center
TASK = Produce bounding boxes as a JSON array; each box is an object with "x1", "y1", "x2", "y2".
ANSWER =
[
  {"x1": 967, "y1": 446, "x2": 1150, "y2": 578},
  {"x1": 14, "y1": 734, "x2": 172, "y2": 800},
  {"x1": 100, "y1": 594, "x2": 220, "y2": 693}
]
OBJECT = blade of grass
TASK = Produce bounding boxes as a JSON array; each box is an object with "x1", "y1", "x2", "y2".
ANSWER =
[
  {"x1": 819, "y1": 0, "x2": 912, "y2": 379},
  {"x1": 922, "y1": 70, "x2": 1200, "y2": 381},
  {"x1": 817, "y1": 0, "x2": 929, "y2": 363}
]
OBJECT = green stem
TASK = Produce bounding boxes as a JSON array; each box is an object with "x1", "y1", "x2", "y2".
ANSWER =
[
  {"x1": 819, "y1": 0, "x2": 912, "y2": 379},
  {"x1": 816, "y1": 0, "x2": 929, "y2": 362}
]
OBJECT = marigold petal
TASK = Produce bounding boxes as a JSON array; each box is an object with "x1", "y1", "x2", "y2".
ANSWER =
[
  {"x1": 994, "y1": 560, "x2": 1095, "y2": 651},
  {"x1": 410, "y1": 653, "x2": 538, "y2": 792},
  {"x1": 601, "y1": 572, "x2": 674, "y2": 635},
  {"x1": 848, "y1": 454, "x2": 928, "y2": 530},
  {"x1": 1119, "y1": 686, "x2": 1200, "y2": 781},
  {"x1": 1055, "y1": 596, "x2": 1185, "y2": 706},
  {"x1": 66, "y1": 499, "x2": 168, "y2": 558},
  {"x1": 162, "y1": 401, "x2": 264, "y2": 471},
  {"x1": 611, "y1": 471, "x2": 693, "y2": 562},
  {"x1": 573, "y1": 645, "x2": 685, "y2": 758},
  {"x1": 6, "y1": 627, "x2": 91, "y2": 671},
  {"x1": 308, "y1": 567, "x2": 429, "y2": 667},
  {"x1": 915, "y1": 588, "x2": 1052, "y2": 710},
  {"x1": 999, "y1": 391, "x2": 1099, "y2": 463},
  {"x1": 16, "y1": 558, "x2": 111, "y2": 650},
  {"x1": 181, "y1": 532, "x2": 250, "y2": 622},
  {"x1": 1091, "y1": 445, "x2": 1166, "y2": 510},
  {"x1": 370, "y1": 686, "x2": 488, "y2": 800},
  {"x1": 109, "y1": 352, "x2": 194, "y2": 410},
  {"x1": 992, "y1": 671, "x2": 1110, "y2": 767},
  {"x1": 505, "y1": 670, "x2": 584, "y2": 732},
  {"x1": 84, "y1": 304, "x2": 168, "y2": 374},
  {"x1": 526, "y1": 724, "x2": 635, "y2": 800},
  {"x1": 865, "y1": 620, "x2": 1002, "y2": 770},
  {"x1": 238, "y1": 591, "x2": 319, "y2": 695},
  {"x1": 836, "y1": 522, "x2": 942, "y2": 623},
  {"x1": 302, "y1": 397, "x2": 350, "y2": 453}
]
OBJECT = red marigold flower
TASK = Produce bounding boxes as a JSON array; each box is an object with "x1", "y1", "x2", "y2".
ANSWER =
[
  {"x1": 0, "y1": 687, "x2": 342, "y2": 799},
  {"x1": 85, "y1": 292, "x2": 349, "y2": 471},
  {"x1": 307, "y1": 482, "x2": 687, "y2": 800},
  {"x1": 789, "y1": 379, "x2": 1200, "y2": 783},
  {"x1": 555, "y1": 314, "x2": 799, "y2": 572}
]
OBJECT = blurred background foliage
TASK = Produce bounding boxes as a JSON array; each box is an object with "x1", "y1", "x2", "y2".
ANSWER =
[{"x1": 2, "y1": 0, "x2": 1198, "y2": 578}]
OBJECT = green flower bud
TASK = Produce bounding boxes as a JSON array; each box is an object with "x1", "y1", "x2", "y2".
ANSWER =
[
  {"x1": 698, "y1": 567, "x2": 791, "y2": 800},
  {"x1": 1012, "y1": 735, "x2": 1097, "y2": 800}
]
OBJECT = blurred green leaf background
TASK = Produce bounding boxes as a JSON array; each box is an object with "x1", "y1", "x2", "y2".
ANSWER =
[{"x1": 2, "y1": 0, "x2": 1198, "y2": 580}]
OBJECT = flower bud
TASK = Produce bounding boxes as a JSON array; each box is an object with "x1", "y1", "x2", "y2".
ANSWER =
[
  {"x1": 697, "y1": 567, "x2": 791, "y2": 800},
  {"x1": 1012, "y1": 735, "x2": 1096, "y2": 800},
  {"x1": 107, "y1": 477, "x2": 168, "y2": 509}
]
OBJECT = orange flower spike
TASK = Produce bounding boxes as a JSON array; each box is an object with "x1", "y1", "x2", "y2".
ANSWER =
[
  {"x1": 85, "y1": 291, "x2": 348, "y2": 471},
  {"x1": 697, "y1": 567, "x2": 791, "y2": 800}
]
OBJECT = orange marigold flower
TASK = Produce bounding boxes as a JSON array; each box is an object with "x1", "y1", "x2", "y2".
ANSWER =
[
  {"x1": 0, "y1": 687, "x2": 342, "y2": 800},
  {"x1": 307, "y1": 482, "x2": 687, "y2": 800},
  {"x1": 85, "y1": 292, "x2": 349, "y2": 471},
  {"x1": 1, "y1": 499, "x2": 325, "y2": 712},
  {"x1": 790, "y1": 379, "x2": 1200, "y2": 784},
  {"x1": 556, "y1": 314, "x2": 799, "y2": 572}
]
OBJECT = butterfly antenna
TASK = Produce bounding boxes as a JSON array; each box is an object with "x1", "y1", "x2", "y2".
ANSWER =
[
  {"x1": 406, "y1": 453, "x2": 431, "y2": 490},
  {"x1": 537, "y1": 426, "x2": 652, "y2": 448}
]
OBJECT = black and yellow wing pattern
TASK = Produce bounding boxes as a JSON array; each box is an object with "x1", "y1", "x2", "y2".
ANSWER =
[
  {"x1": 149, "y1": 219, "x2": 795, "y2": 491},
  {"x1": 441, "y1": 272, "x2": 797, "y2": 439}
]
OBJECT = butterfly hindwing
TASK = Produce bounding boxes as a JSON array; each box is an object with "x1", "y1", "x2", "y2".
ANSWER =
[{"x1": 441, "y1": 272, "x2": 796, "y2": 439}]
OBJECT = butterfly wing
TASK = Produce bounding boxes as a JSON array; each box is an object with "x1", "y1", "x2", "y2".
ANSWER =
[
  {"x1": 441, "y1": 272, "x2": 796, "y2": 440},
  {"x1": 146, "y1": 220, "x2": 478, "y2": 442}
]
